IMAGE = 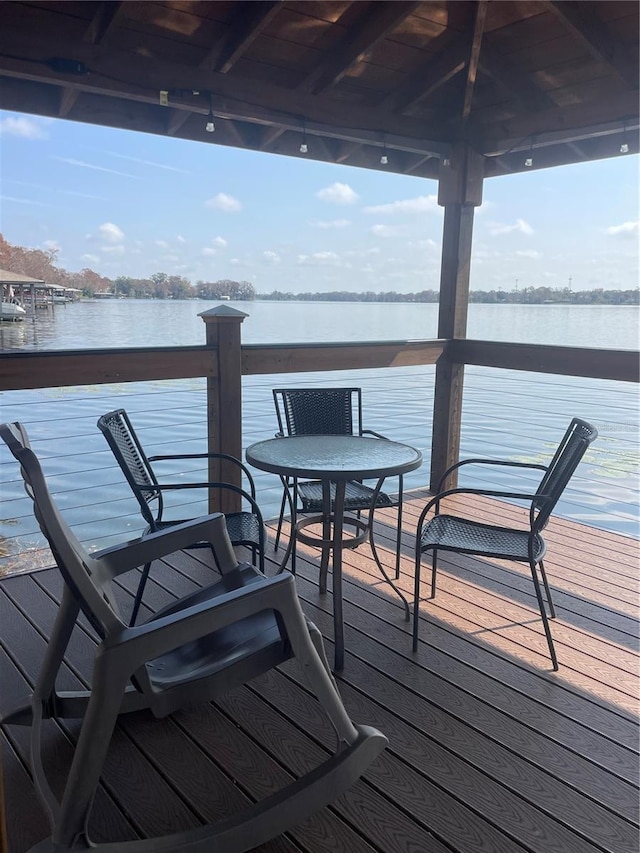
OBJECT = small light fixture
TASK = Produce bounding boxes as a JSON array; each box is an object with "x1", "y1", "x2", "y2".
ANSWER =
[
  {"x1": 380, "y1": 134, "x2": 388, "y2": 165},
  {"x1": 300, "y1": 121, "x2": 308, "y2": 154},
  {"x1": 205, "y1": 95, "x2": 215, "y2": 133},
  {"x1": 524, "y1": 138, "x2": 534, "y2": 167},
  {"x1": 620, "y1": 142, "x2": 629, "y2": 154},
  {"x1": 620, "y1": 122, "x2": 629, "y2": 154}
]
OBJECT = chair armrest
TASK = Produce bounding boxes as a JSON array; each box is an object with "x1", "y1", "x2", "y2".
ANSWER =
[
  {"x1": 93, "y1": 513, "x2": 237, "y2": 579},
  {"x1": 148, "y1": 452, "x2": 257, "y2": 496},
  {"x1": 417, "y1": 487, "x2": 550, "y2": 530},
  {"x1": 104, "y1": 572, "x2": 298, "y2": 667},
  {"x1": 146, "y1": 481, "x2": 265, "y2": 524},
  {"x1": 361, "y1": 429, "x2": 389, "y2": 440},
  {"x1": 436, "y1": 458, "x2": 548, "y2": 493}
]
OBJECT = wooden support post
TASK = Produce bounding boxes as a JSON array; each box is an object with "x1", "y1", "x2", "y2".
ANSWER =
[
  {"x1": 200, "y1": 305, "x2": 248, "y2": 514},
  {"x1": 430, "y1": 142, "x2": 484, "y2": 490}
]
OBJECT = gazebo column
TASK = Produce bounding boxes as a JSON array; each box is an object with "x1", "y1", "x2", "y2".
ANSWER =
[
  {"x1": 200, "y1": 305, "x2": 248, "y2": 514},
  {"x1": 430, "y1": 142, "x2": 484, "y2": 490}
]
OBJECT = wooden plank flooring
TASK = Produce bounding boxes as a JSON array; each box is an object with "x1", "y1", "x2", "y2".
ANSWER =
[{"x1": 1, "y1": 495, "x2": 638, "y2": 853}]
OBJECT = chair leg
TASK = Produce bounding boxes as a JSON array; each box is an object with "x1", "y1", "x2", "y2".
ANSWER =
[
  {"x1": 412, "y1": 547, "x2": 423, "y2": 652},
  {"x1": 530, "y1": 560, "x2": 559, "y2": 671},
  {"x1": 394, "y1": 480, "x2": 403, "y2": 580},
  {"x1": 274, "y1": 478, "x2": 289, "y2": 553},
  {"x1": 430, "y1": 549, "x2": 438, "y2": 599},
  {"x1": 538, "y1": 559, "x2": 556, "y2": 618},
  {"x1": 130, "y1": 561, "x2": 152, "y2": 626}
]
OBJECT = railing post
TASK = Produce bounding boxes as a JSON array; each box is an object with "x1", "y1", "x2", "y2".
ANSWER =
[
  {"x1": 430, "y1": 141, "x2": 484, "y2": 490},
  {"x1": 199, "y1": 305, "x2": 248, "y2": 514}
]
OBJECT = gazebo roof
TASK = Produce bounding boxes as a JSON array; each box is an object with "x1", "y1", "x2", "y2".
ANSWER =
[{"x1": 0, "y1": 1, "x2": 637, "y2": 179}]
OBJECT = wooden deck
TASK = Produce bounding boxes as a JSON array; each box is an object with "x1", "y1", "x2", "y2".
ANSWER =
[{"x1": 1, "y1": 494, "x2": 638, "y2": 853}]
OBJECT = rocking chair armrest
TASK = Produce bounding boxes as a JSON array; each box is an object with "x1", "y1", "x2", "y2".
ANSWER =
[
  {"x1": 417, "y1": 487, "x2": 550, "y2": 529},
  {"x1": 105, "y1": 572, "x2": 298, "y2": 665},
  {"x1": 436, "y1": 458, "x2": 548, "y2": 493},
  {"x1": 93, "y1": 513, "x2": 238, "y2": 578}
]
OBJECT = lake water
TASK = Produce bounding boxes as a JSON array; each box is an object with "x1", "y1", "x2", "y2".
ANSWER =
[{"x1": 0, "y1": 300, "x2": 638, "y2": 574}]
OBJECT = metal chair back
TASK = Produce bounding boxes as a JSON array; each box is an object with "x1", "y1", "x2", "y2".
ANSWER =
[
  {"x1": 273, "y1": 387, "x2": 363, "y2": 438},
  {"x1": 533, "y1": 417, "x2": 598, "y2": 531},
  {"x1": 97, "y1": 408, "x2": 162, "y2": 529}
]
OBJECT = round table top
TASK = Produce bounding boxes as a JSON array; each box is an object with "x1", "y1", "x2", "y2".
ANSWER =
[{"x1": 246, "y1": 434, "x2": 423, "y2": 481}]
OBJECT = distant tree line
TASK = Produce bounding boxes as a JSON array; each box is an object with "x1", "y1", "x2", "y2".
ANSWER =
[
  {"x1": 1, "y1": 235, "x2": 637, "y2": 305},
  {"x1": 259, "y1": 287, "x2": 639, "y2": 305}
]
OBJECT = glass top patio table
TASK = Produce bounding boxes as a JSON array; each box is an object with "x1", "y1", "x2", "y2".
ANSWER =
[{"x1": 246, "y1": 435, "x2": 423, "y2": 670}]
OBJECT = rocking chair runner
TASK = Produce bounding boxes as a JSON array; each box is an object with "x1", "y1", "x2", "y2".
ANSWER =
[
  {"x1": 413, "y1": 417, "x2": 598, "y2": 670},
  {"x1": 0, "y1": 422, "x2": 387, "y2": 853},
  {"x1": 98, "y1": 408, "x2": 265, "y2": 625}
]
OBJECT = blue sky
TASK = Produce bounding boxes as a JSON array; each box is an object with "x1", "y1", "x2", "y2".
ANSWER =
[{"x1": 0, "y1": 109, "x2": 638, "y2": 293}]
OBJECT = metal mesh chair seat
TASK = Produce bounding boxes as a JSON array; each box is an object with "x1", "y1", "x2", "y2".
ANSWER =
[
  {"x1": 272, "y1": 388, "x2": 404, "y2": 578},
  {"x1": 298, "y1": 480, "x2": 396, "y2": 513},
  {"x1": 413, "y1": 418, "x2": 598, "y2": 671},
  {"x1": 421, "y1": 514, "x2": 545, "y2": 561},
  {"x1": 154, "y1": 511, "x2": 263, "y2": 552}
]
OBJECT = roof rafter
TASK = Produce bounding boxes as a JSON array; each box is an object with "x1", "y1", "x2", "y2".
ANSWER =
[
  {"x1": 547, "y1": 1, "x2": 638, "y2": 89},
  {"x1": 461, "y1": 0, "x2": 488, "y2": 121},
  {"x1": 208, "y1": 1, "x2": 284, "y2": 74},
  {"x1": 380, "y1": 42, "x2": 468, "y2": 114},
  {"x1": 301, "y1": 1, "x2": 422, "y2": 95}
]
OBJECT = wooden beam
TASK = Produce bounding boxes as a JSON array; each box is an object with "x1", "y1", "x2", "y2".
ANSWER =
[
  {"x1": 0, "y1": 28, "x2": 449, "y2": 156},
  {"x1": 259, "y1": 124, "x2": 287, "y2": 150},
  {"x1": 83, "y1": 1, "x2": 124, "y2": 46},
  {"x1": 403, "y1": 153, "x2": 434, "y2": 175},
  {"x1": 0, "y1": 348, "x2": 216, "y2": 391},
  {"x1": 451, "y1": 340, "x2": 640, "y2": 383},
  {"x1": 461, "y1": 0, "x2": 488, "y2": 121},
  {"x1": 380, "y1": 43, "x2": 467, "y2": 114},
  {"x1": 302, "y1": 1, "x2": 422, "y2": 95},
  {"x1": 478, "y1": 44, "x2": 555, "y2": 113},
  {"x1": 58, "y1": 86, "x2": 79, "y2": 117},
  {"x1": 547, "y1": 1, "x2": 638, "y2": 89},
  {"x1": 209, "y1": 1, "x2": 284, "y2": 74}
]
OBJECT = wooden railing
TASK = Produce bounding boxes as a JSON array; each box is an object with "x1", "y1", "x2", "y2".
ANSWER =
[{"x1": 0, "y1": 306, "x2": 637, "y2": 508}]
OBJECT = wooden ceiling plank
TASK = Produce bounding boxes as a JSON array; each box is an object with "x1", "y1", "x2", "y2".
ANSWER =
[
  {"x1": 0, "y1": 27, "x2": 450, "y2": 155},
  {"x1": 547, "y1": 1, "x2": 638, "y2": 89},
  {"x1": 461, "y1": 0, "x2": 488, "y2": 120},
  {"x1": 206, "y1": 1, "x2": 285, "y2": 74},
  {"x1": 335, "y1": 141, "x2": 363, "y2": 164},
  {"x1": 302, "y1": 1, "x2": 422, "y2": 95},
  {"x1": 402, "y1": 153, "x2": 433, "y2": 174},
  {"x1": 380, "y1": 43, "x2": 468, "y2": 113},
  {"x1": 478, "y1": 43, "x2": 555, "y2": 112},
  {"x1": 259, "y1": 125, "x2": 287, "y2": 150},
  {"x1": 84, "y1": 1, "x2": 125, "y2": 47}
]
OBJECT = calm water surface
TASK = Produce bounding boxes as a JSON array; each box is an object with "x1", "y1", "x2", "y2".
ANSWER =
[
  {"x1": 0, "y1": 300, "x2": 638, "y2": 574},
  {"x1": 1, "y1": 299, "x2": 638, "y2": 350}
]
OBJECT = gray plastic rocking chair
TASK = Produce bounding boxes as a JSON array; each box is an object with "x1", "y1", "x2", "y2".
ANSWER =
[
  {"x1": 0, "y1": 422, "x2": 387, "y2": 853},
  {"x1": 413, "y1": 417, "x2": 598, "y2": 670},
  {"x1": 98, "y1": 408, "x2": 265, "y2": 625}
]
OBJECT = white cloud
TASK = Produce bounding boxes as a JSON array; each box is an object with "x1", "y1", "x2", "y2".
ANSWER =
[
  {"x1": 297, "y1": 251, "x2": 342, "y2": 266},
  {"x1": 371, "y1": 224, "x2": 402, "y2": 238},
  {"x1": 205, "y1": 193, "x2": 242, "y2": 212},
  {"x1": 515, "y1": 249, "x2": 540, "y2": 258},
  {"x1": 316, "y1": 182, "x2": 359, "y2": 205},
  {"x1": 98, "y1": 222, "x2": 125, "y2": 243},
  {"x1": 310, "y1": 219, "x2": 351, "y2": 229},
  {"x1": 81, "y1": 254, "x2": 100, "y2": 264},
  {"x1": 213, "y1": 236, "x2": 228, "y2": 247},
  {"x1": 155, "y1": 240, "x2": 169, "y2": 249},
  {"x1": 0, "y1": 116, "x2": 47, "y2": 139},
  {"x1": 363, "y1": 195, "x2": 438, "y2": 215},
  {"x1": 101, "y1": 245, "x2": 125, "y2": 255},
  {"x1": 487, "y1": 218, "x2": 534, "y2": 236},
  {"x1": 263, "y1": 251, "x2": 281, "y2": 264},
  {"x1": 606, "y1": 220, "x2": 639, "y2": 238},
  {"x1": 202, "y1": 247, "x2": 217, "y2": 257},
  {"x1": 177, "y1": 235, "x2": 186, "y2": 244},
  {"x1": 42, "y1": 239, "x2": 60, "y2": 251}
]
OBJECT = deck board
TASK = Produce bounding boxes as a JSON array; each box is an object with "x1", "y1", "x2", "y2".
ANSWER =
[{"x1": 1, "y1": 496, "x2": 638, "y2": 853}]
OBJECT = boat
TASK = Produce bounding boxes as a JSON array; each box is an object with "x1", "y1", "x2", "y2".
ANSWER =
[{"x1": 1, "y1": 284, "x2": 27, "y2": 322}]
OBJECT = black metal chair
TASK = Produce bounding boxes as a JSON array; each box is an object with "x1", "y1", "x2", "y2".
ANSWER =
[
  {"x1": 412, "y1": 418, "x2": 598, "y2": 670},
  {"x1": 0, "y1": 421, "x2": 387, "y2": 853},
  {"x1": 98, "y1": 408, "x2": 265, "y2": 625},
  {"x1": 272, "y1": 387, "x2": 404, "y2": 577}
]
